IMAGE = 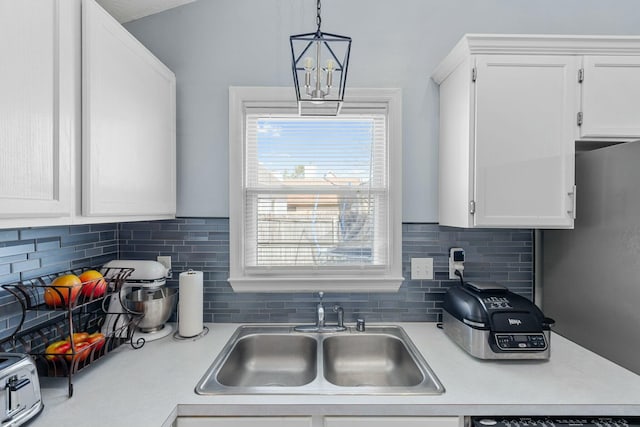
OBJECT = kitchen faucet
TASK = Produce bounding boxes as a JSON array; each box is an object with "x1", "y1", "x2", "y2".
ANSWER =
[
  {"x1": 316, "y1": 291, "x2": 325, "y2": 327},
  {"x1": 294, "y1": 292, "x2": 347, "y2": 332}
]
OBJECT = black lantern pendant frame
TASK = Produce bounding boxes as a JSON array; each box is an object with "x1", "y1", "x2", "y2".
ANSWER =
[{"x1": 290, "y1": 0, "x2": 352, "y2": 116}]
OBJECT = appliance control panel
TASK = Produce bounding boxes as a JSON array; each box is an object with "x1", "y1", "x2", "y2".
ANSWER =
[
  {"x1": 471, "y1": 417, "x2": 640, "y2": 427},
  {"x1": 482, "y1": 296, "x2": 512, "y2": 310},
  {"x1": 494, "y1": 333, "x2": 547, "y2": 350}
]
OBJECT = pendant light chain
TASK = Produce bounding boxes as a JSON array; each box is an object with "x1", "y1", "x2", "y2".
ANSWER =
[{"x1": 316, "y1": 0, "x2": 322, "y2": 33}]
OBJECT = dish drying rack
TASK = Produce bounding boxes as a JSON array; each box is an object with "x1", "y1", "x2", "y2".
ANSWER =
[{"x1": 0, "y1": 266, "x2": 144, "y2": 397}]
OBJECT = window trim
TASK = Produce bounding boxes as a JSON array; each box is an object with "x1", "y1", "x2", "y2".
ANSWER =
[{"x1": 228, "y1": 87, "x2": 403, "y2": 293}]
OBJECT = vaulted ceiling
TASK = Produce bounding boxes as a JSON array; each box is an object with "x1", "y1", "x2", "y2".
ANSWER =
[{"x1": 96, "y1": 0, "x2": 196, "y2": 23}]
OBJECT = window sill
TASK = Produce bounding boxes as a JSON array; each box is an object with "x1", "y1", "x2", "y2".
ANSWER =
[{"x1": 228, "y1": 276, "x2": 405, "y2": 293}]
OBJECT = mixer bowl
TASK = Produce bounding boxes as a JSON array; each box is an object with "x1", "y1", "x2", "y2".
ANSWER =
[{"x1": 125, "y1": 287, "x2": 178, "y2": 332}]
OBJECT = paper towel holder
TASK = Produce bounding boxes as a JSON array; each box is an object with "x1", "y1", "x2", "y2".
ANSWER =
[
  {"x1": 173, "y1": 325, "x2": 209, "y2": 341},
  {"x1": 173, "y1": 269, "x2": 209, "y2": 341},
  {"x1": 173, "y1": 298, "x2": 209, "y2": 340}
]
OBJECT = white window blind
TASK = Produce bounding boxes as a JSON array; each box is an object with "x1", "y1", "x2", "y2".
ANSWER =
[
  {"x1": 244, "y1": 115, "x2": 388, "y2": 269},
  {"x1": 229, "y1": 87, "x2": 403, "y2": 292}
]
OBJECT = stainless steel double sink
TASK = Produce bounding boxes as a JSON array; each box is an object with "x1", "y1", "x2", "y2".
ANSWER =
[{"x1": 195, "y1": 325, "x2": 445, "y2": 395}]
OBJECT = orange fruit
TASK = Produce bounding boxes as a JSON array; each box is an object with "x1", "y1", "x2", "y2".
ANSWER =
[{"x1": 44, "y1": 274, "x2": 82, "y2": 307}]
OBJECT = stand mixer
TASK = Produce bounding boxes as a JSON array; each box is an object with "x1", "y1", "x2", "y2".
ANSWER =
[{"x1": 101, "y1": 260, "x2": 177, "y2": 342}]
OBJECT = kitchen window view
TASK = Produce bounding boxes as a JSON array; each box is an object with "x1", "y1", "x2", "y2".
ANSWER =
[
  {"x1": 246, "y1": 116, "x2": 385, "y2": 268},
  {"x1": 228, "y1": 88, "x2": 403, "y2": 292}
]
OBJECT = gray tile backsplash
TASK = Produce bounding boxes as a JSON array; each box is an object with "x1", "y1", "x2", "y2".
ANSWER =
[
  {"x1": 0, "y1": 219, "x2": 532, "y2": 339},
  {"x1": 0, "y1": 224, "x2": 118, "y2": 341},
  {"x1": 120, "y1": 219, "x2": 533, "y2": 324}
]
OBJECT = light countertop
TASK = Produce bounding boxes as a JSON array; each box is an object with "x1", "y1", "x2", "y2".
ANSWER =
[{"x1": 30, "y1": 323, "x2": 640, "y2": 427}]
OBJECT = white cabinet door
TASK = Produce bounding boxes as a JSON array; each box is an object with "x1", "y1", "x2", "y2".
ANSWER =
[
  {"x1": 0, "y1": 0, "x2": 73, "y2": 220},
  {"x1": 473, "y1": 55, "x2": 578, "y2": 228},
  {"x1": 580, "y1": 55, "x2": 640, "y2": 139},
  {"x1": 82, "y1": 0, "x2": 176, "y2": 217},
  {"x1": 177, "y1": 416, "x2": 458, "y2": 427},
  {"x1": 176, "y1": 417, "x2": 313, "y2": 427},
  {"x1": 438, "y1": 56, "x2": 475, "y2": 228},
  {"x1": 324, "y1": 416, "x2": 460, "y2": 427}
]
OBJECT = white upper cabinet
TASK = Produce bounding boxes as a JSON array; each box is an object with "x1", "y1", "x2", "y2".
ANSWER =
[
  {"x1": 82, "y1": 0, "x2": 176, "y2": 217},
  {"x1": 473, "y1": 55, "x2": 578, "y2": 228},
  {"x1": 433, "y1": 34, "x2": 640, "y2": 229},
  {"x1": 0, "y1": 0, "x2": 73, "y2": 220},
  {"x1": 580, "y1": 55, "x2": 640, "y2": 139},
  {"x1": 0, "y1": 0, "x2": 176, "y2": 229}
]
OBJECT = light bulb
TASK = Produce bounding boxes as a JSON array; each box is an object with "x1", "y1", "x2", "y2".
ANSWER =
[
  {"x1": 325, "y1": 59, "x2": 334, "y2": 88},
  {"x1": 326, "y1": 59, "x2": 335, "y2": 72},
  {"x1": 304, "y1": 57, "x2": 314, "y2": 71}
]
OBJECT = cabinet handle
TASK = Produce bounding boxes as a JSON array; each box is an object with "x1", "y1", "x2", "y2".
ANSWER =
[{"x1": 567, "y1": 186, "x2": 577, "y2": 219}]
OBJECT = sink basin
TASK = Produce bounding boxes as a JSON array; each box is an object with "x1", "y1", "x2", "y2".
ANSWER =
[
  {"x1": 322, "y1": 335, "x2": 423, "y2": 387},
  {"x1": 217, "y1": 334, "x2": 317, "y2": 387},
  {"x1": 195, "y1": 325, "x2": 445, "y2": 395}
]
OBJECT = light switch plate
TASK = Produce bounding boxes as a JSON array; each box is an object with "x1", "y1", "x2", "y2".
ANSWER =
[{"x1": 411, "y1": 258, "x2": 433, "y2": 280}]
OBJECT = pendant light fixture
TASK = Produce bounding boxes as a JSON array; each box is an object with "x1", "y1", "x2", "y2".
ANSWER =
[{"x1": 290, "y1": 0, "x2": 351, "y2": 116}]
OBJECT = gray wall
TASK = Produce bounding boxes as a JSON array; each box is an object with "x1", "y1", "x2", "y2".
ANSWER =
[{"x1": 125, "y1": 0, "x2": 640, "y2": 222}]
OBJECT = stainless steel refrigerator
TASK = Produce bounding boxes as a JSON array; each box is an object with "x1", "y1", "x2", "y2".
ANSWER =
[{"x1": 542, "y1": 141, "x2": 640, "y2": 375}]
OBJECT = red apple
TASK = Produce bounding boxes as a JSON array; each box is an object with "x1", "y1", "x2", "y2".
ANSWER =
[
  {"x1": 45, "y1": 340, "x2": 72, "y2": 361},
  {"x1": 65, "y1": 342, "x2": 91, "y2": 363},
  {"x1": 79, "y1": 270, "x2": 107, "y2": 299},
  {"x1": 66, "y1": 332, "x2": 89, "y2": 344},
  {"x1": 86, "y1": 332, "x2": 106, "y2": 352}
]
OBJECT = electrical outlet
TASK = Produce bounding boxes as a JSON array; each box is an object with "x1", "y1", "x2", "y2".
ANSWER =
[
  {"x1": 448, "y1": 247, "x2": 465, "y2": 279},
  {"x1": 411, "y1": 258, "x2": 433, "y2": 280}
]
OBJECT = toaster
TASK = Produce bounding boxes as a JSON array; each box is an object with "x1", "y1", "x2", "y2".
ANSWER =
[
  {"x1": 442, "y1": 281, "x2": 554, "y2": 360},
  {"x1": 0, "y1": 353, "x2": 43, "y2": 426}
]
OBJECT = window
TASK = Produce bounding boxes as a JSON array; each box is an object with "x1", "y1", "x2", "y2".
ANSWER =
[{"x1": 229, "y1": 87, "x2": 402, "y2": 292}]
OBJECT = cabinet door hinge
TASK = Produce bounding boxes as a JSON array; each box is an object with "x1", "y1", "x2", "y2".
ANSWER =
[
  {"x1": 577, "y1": 112, "x2": 583, "y2": 126},
  {"x1": 472, "y1": 67, "x2": 477, "y2": 82},
  {"x1": 567, "y1": 185, "x2": 577, "y2": 219},
  {"x1": 578, "y1": 68, "x2": 584, "y2": 83},
  {"x1": 469, "y1": 200, "x2": 476, "y2": 215}
]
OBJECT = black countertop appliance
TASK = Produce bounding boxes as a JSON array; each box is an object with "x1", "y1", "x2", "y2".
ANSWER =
[{"x1": 442, "y1": 281, "x2": 554, "y2": 360}]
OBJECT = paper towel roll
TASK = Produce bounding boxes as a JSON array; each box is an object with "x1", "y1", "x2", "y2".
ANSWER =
[{"x1": 178, "y1": 270, "x2": 204, "y2": 337}]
